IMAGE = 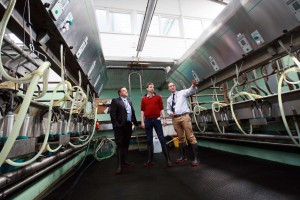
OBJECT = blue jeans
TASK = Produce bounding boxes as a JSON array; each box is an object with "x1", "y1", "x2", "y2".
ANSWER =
[{"x1": 144, "y1": 118, "x2": 166, "y2": 147}]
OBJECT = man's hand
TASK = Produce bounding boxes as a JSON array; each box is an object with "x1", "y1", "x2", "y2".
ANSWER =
[
  {"x1": 192, "y1": 80, "x2": 198, "y2": 86},
  {"x1": 163, "y1": 118, "x2": 167, "y2": 127},
  {"x1": 141, "y1": 122, "x2": 145, "y2": 129}
]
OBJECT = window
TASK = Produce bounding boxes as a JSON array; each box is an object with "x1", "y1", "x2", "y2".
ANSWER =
[
  {"x1": 183, "y1": 18, "x2": 203, "y2": 38},
  {"x1": 160, "y1": 17, "x2": 180, "y2": 37},
  {"x1": 109, "y1": 12, "x2": 131, "y2": 33},
  {"x1": 96, "y1": 10, "x2": 107, "y2": 32},
  {"x1": 137, "y1": 14, "x2": 160, "y2": 36},
  {"x1": 138, "y1": 14, "x2": 179, "y2": 37},
  {"x1": 201, "y1": 19, "x2": 213, "y2": 31},
  {"x1": 137, "y1": 13, "x2": 144, "y2": 33},
  {"x1": 148, "y1": 15, "x2": 160, "y2": 36}
]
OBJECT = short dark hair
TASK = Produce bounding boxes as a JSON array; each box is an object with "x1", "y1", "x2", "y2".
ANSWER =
[
  {"x1": 146, "y1": 82, "x2": 154, "y2": 88},
  {"x1": 168, "y1": 82, "x2": 175, "y2": 87},
  {"x1": 118, "y1": 86, "x2": 126, "y2": 96}
]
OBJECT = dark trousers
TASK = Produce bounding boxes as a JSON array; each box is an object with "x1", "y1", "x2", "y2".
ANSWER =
[
  {"x1": 114, "y1": 122, "x2": 133, "y2": 168},
  {"x1": 114, "y1": 121, "x2": 133, "y2": 150},
  {"x1": 144, "y1": 118, "x2": 166, "y2": 146}
]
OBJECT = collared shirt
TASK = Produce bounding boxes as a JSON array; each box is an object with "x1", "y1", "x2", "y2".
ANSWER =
[
  {"x1": 146, "y1": 93, "x2": 155, "y2": 98},
  {"x1": 167, "y1": 86, "x2": 197, "y2": 116},
  {"x1": 121, "y1": 97, "x2": 132, "y2": 121}
]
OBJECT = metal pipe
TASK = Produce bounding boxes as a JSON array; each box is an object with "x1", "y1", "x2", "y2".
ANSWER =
[
  {"x1": 20, "y1": 113, "x2": 30, "y2": 137},
  {"x1": 3, "y1": 111, "x2": 14, "y2": 138},
  {"x1": 0, "y1": 118, "x2": 4, "y2": 138},
  {"x1": 196, "y1": 132, "x2": 297, "y2": 140},
  {"x1": 107, "y1": 66, "x2": 168, "y2": 89},
  {"x1": 3, "y1": 35, "x2": 39, "y2": 67},
  {"x1": 197, "y1": 135, "x2": 297, "y2": 148},
  {"x1": 128, "y1": 72, "x2": 143, "y2": 99},
  {"x1": 193, "y1": 94, "x2": 224, "y2": 97},
  {"x1": 0, "y1": 147, "x2": 85, "y2": 199},
  {"x1": 106, "y1": 66, "x2": 167, "y2": 71},
  {"x1": 57, "y1": 119, "x2": 63, "y2": 134},
  {"x1": 0, "y1": 147, "x2": 85, "y2": 189}
]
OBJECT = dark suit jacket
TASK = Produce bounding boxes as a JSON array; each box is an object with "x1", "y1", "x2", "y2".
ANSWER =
[{"x1": 110, "y1": 97, "x2": 138, "y2": 129}]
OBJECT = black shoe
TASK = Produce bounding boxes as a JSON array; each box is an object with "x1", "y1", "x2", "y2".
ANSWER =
[
  {"x1": 191, "y1": 144, "x2": 200, "y2": 166},
  {"x1": 162, "y1": 145, "x2": 173, "y2": 167},
  {"x1": 176, "y1": 143, "x2": 188, "y2": 164},
  {"x1": 144, "y1": 145, "x2": 154, "y2": 167}
]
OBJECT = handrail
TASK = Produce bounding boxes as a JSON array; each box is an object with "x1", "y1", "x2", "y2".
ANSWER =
[{"x1": 128, "y1": 72, "x2": 143, "y2": 99}]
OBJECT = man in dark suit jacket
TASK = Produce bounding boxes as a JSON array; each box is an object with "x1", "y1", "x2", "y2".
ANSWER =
[{"x1": 110, "y1": 86, "x2": 138, "y2": 174}]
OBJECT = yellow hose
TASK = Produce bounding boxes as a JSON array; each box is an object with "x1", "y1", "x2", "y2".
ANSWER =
[
  {"x1": 53, "y1": 81, "x2": 73, "y2": 106},
  {"x1": 46, "y1": 144, "x2": 62, "y2": 152},
  {"x1": 229, "y1": 92, "x2": 262, "y2": 135},
  {"x1": 69, "y1": 107, "x2": 98, "y2": 148},
  {"x1": 5, "y1": 79, "x2": 68, "y2": 166},
  {"x1": 1, "y1": 62, "x2": 51, "y2": 166},
  {"x1": 278, "y1": 67, "x2": 300, "y2": 147},
  {"x1": 193, "y1": 105, "x2": 207, "y2": 133},
  {"x1": 212, "y1": 102, "x2": 227, "y2": 134}
]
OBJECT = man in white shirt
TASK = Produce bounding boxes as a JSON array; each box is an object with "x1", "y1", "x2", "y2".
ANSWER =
[{"x1": 166, "y1": 80, "x2": 200, "y2": 166}]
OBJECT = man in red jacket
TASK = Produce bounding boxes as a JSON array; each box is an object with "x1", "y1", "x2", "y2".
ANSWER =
[{"x1": 140, "y1": 82, "x2": 172, "y2": 167}]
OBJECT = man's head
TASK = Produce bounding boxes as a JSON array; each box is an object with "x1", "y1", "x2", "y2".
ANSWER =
[
  {"x1": 168, "y1": 82, "x2": 176, "y2": 93},
  {"x1": 118, "y1": 86, "x2": 128, "y2": 98},
  {"x1": 146, "y1": 82, "x2": 155, "y2": 94}
]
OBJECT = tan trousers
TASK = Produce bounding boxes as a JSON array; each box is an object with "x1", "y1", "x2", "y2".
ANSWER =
[{"x1": 172, "y1": 114, "x2": 197, "y2": 144}]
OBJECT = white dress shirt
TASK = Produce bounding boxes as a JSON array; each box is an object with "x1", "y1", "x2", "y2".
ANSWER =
[
  {"x1": 167, "y1": 86, "x2": 197, "y2": 116},
  {"x1": 121, "y1": 97, "x2": 132, "y2": 121}
]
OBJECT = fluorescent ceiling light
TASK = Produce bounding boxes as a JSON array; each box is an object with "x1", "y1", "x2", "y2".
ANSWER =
[{"x1": 136, "y1": 0, "x2": 158, "y2": 52}]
